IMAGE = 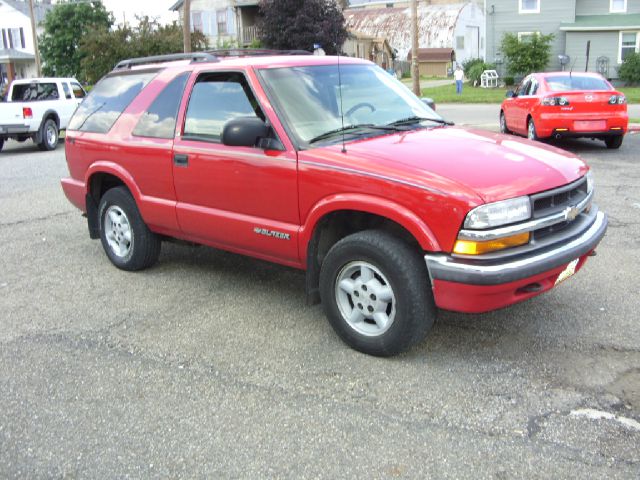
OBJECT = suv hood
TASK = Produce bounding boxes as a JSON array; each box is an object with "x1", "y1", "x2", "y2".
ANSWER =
[{"x1": 303, "y1": 127, "x2": 588, "y2": 205}]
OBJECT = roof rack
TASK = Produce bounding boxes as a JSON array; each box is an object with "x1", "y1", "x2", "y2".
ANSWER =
[
  {"x1": 206, "y1": 48, "x2": 312, "y2": 57},
  {"x1": 114, "y1": 52, "x2": 219, "y2": 70}
]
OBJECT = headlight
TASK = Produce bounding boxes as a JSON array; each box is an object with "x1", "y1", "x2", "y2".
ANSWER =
[
  {"x1": 464, "y1": 196, "x2": 531, "y2": 229},
  {"x1": 586, "y1": 171, "x2": 594, "y2": 194}
]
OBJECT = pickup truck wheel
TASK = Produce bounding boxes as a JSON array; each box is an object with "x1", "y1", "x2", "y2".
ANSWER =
[
  {"x1": 604, "y1": 135, "x2": 623, "y2": 149},
  {"x1": 38, "y1": 118, "x2": 59, "y2": 151},
  {"x1": 0, "y1": 138, "x2": 4, "y2": 152},
  {"x1": 98, "y1": 187, "x2": 161, "y2": 271},
  {"x1": 319, "y1": 230, "x2": 435, "y2": 356}
]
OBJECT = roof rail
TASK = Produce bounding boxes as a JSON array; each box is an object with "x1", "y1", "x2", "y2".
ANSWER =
[
  {"x1": 206, "y1": 48, "x2": 312, "y2": 57},
  {"x1": 114, "y1": 52, "x2": 219, "y2": 70}
]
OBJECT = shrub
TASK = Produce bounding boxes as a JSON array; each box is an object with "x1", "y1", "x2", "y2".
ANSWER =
[
  {"x1": 461, "y1": 58, "x2": 485, "y2": 78},
  {"x1": 467, "y1": 61, "x2": 496, "y2": 86},
  {"x1": 501, "y1": 32, "x2": 554, "y2": 76},
  {"x1": 504, "y1": 76, "x2": 515, "y2": 86},
  {"x1": 618, "y1": 52, "x2": 640, "y2": 85}
]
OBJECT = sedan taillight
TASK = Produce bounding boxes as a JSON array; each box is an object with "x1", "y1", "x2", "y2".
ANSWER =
[
  {"x1": 542, "y1": 96, "x2": 570, "y2": 106},
  {"x1": 609, "y1": 95, "x2": 626, "y2": 105}
]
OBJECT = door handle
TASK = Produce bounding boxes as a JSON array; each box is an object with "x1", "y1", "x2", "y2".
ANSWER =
[{"x1": 174, "y1": 154, "x2": 188, "y2": 167}]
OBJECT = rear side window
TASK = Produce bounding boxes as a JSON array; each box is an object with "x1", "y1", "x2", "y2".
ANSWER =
[
  {"x1": 62, "y1": 82, "x2": 72, "y2": 99},
  {"x1": 133, "y1": 72, "x2": 189, "y2": 139},
  {"x1": 11, "y1": 83, "x2": 59, "y2": 101},
  {"x1": 68, "y1": 70, "x2": 157, "y2": 133},
  {"x1": 545, "y1": 75, "x2": 612, "y2": 92}
]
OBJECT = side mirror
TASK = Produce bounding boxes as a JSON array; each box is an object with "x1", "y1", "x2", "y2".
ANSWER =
[
  {"x1": 506, "y1": 90, "x2": 516, "y2": 98},
  {"x1": 421, "y1": 97, "x2": 436, "y2": 110},
  {"x1": 221, "y1": 117, "x2": 269, "y2": 148}
]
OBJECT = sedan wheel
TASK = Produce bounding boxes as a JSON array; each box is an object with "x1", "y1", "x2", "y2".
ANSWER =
[{"x1": 527, "y1": 118, "x2": 539, "y2": 141}]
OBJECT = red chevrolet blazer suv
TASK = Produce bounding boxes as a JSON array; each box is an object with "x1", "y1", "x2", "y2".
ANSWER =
[{"x1": 61, "y1": 51, "x2": 608, "y2": 356}]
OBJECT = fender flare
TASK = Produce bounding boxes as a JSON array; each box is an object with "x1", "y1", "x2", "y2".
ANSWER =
[
  {"x1": 299, "y1": 193, "x2": 441, "y2": 262},
  {"x1": 35, "y1": 109, "x2": 60, "y2": 143}
]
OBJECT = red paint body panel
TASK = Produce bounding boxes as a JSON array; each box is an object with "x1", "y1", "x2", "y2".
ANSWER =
[
  {"x1": 433, "y1": 253, "x2": 591, "y2": 313},
  {"x1": 501, "y1": 71, "x2": 628, "y2": 139}
]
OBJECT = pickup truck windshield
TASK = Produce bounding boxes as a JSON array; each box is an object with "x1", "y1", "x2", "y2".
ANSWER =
[{"x1": 258, "y1": 64, "x2": 442, "y2": 146}]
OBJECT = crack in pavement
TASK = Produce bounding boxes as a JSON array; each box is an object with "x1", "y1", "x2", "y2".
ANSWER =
[{"x1": 0, "y1": 210, "x2": 77, "y2": 228}]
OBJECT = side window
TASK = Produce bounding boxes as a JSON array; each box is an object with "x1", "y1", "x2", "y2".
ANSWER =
[
  {"x1": 133, "y1": 72, "x2": 189, "y2": 139},
  {"x1": 71, "y1": 82, "x2": 86, "y2": 99},
  {"x1": 516, "y1": 78, "x2": 531, "y2": 96},
  {"x1": 183, "y1": 72, "x2": 263, "y2": 142},
  {"x1": 68, "y1": 71, "x2": 157, "y2": 133},
  {"x1": 11, "y1": 82, "x2": 59, "y2": 101},
  {"x1": 62, "y1": 82, "x2": 72, "y2": 99},
  {"x1": 528, "y1": 78, "x2": 539, "y2": 96}
]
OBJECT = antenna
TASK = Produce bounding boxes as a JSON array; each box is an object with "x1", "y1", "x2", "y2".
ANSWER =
[
  {"x1": 336, "y1": 46, "x2": 347, "y2": 154},
  {"x1": 569, "y1": 56, "x2": 577, "y2": 78}
]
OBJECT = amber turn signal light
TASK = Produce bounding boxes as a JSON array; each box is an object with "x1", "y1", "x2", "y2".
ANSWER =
[{"x1": 453, "y1": 232, "x2": 530, "y2": 255}]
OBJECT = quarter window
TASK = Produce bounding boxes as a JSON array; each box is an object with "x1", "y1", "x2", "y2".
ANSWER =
[
  {"x1": 68, "y1": 70, "x2": 157, "y2": 133},
  {"x1": 133, "y1": 72, "x2": 189, "y2": 139},
  {"x1": 183, "y1": 72, "x2": 262, "y2": 142},
  {"x1": 519, "y1": 0, "x2": 539, "y2": 14},
  {"x1": 71, "y1": 82, "x2": 86, "y2": 99}
]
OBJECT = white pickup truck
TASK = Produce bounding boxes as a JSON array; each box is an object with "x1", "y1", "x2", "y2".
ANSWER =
[{"x1": 0, "y1": 77, "x2": 86, "y2": 152}]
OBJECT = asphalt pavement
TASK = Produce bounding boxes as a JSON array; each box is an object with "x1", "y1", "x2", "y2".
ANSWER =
[{"x1": 1, "y1": 132, "x2": 639, "y2": 478}]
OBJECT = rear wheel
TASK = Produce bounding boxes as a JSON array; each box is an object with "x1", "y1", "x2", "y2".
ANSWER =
[
  {"x1": 527, "y1": 117, "x2": 539, "y2": 141},
  {"x1": 37, "y1": 118, "x2": 59, "y2": 151},
  {"x1": 98, "y1": 187, "x2": 161, "y2": 271},
  {"x1": 0, "y1": 138, "x2": 4, "y2": 152},
  {"x1": 500, "y1": 111, "x2": 510, "y2": 134},
  {"x1": 604, "y1": 135, "x2": 623, "y2": 149},
  {"x1": 319, "y1": 230, "x2": 436, "y2": 357}
]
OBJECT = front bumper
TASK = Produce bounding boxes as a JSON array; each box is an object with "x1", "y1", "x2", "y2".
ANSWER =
[{"x1": 425, "y1": 210, "x2": 607, "y2": 313}]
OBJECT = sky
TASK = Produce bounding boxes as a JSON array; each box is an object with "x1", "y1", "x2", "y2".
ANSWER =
[{"x1": 101, "y1": 0, "x2": 179, "y2": 25}]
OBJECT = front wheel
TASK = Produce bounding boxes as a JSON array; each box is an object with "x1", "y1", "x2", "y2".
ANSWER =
[
  {"x1": 319, "y1": 230, "x2": 436, "y2": 356},
  {"x1": 37, "y1": 118, "x2": 59, "y2": 151},
  {"x1": 527, "y1": 118, "x2": 539, "y2": 141},
  {"x1": 98, "y1": 187, "x2": 161, "y2": 271},
  {"x1": 604, "y1": 135, "x2": 623, "y2": 149},
  {"x1": 500, "y1": 111, "x2": 510, "y2": 134}
]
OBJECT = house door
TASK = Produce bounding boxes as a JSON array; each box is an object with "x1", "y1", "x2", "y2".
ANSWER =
[{"x1": 466, "y1": 26, "x2": 480, "y2": 59}]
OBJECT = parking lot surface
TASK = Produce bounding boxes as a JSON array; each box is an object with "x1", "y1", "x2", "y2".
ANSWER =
[{"x1": 1, "y1": 133, "x2": 639, "y2": 478}]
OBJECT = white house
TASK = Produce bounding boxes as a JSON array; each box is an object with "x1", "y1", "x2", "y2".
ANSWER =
[{"x1": 0, "y1": 0, "x2": 53, "y2": 86}]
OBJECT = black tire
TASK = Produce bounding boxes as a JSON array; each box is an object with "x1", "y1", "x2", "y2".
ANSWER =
[
  {"x1": 527, "y1": 117, "x2": 539, "y2": 141},
  {"x1": 500, "y1": 111, "x2": 510, "y2": 134},
  {"x1": 604, "y1": 135, "x2": 623, "y2": 149},
  {"x1": 37, "y1": 118, "x2": 59, "y2": 151},
  {"x1": 0, "y1": 138, "x2": 4, "y2": 152},
  {"x1": 319, "y1": 230, "x2": 436, "y2": 357},
  {"x1": 98, "y1": 187, "x2": 161, "y2": 271}
]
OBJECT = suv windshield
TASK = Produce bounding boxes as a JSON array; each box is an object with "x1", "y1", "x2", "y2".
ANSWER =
[
  {"x1": 258, "y1": 64, "x2": 443, "y2": 147},
  {"x1": 545, "y1": 75, "x2": 612, "y2": 92}
]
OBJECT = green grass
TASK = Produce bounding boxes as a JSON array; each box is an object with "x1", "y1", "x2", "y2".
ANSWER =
[
  {"x1": 422, "y1": 84, "x2": 640, "y2": 104},
  {"x1": 629, "y1": 117, "x2": 640, "y2": 123}
]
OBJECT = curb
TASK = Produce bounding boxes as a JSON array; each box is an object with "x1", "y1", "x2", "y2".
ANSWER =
[{"x1": 629, "y1": 124, "x2": 640, "y2": 132}]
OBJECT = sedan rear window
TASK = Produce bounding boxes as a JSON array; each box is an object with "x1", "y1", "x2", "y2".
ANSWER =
[
  {"x1": 545, "y1": 75, "x2": 612, "y2": 92},
  {"x1": 68, "y1": 70, "x2": 158, "y2": 133}
]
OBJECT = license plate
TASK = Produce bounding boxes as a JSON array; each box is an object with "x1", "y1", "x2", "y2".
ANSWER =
[
  {"x1": 574, "y1": 120, "x2": 606, "y2": 131},
  {"x1": 555, "y1": 258, "x2": 579, "y2": 285}
]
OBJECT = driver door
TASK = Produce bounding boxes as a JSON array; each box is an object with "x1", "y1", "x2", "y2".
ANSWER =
[{"x1": 171, "y1": 71, "x2": 300, "y2": 264}]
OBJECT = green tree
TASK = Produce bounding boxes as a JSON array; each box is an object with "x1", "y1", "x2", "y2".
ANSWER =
[
  {"x1": 257, "y1": 0, "x2": 347, "y2": 54},
  {"x1": 39, "y1": 1, "x2": 113, "y2": 80},
  {"x1": 618, "y1": 52, "x2": 640, "y2": 85},
  {"x1": 79, "y1": 17, "x2": 208, "y2": 85},
  {"x1": 500, "y1": 32, "x2": 554, "y2": 77}
]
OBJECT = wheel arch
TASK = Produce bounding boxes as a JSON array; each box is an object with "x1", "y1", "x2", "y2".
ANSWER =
[{"x1": 300, "y1": 195, "x2": 441, "y2": 304}]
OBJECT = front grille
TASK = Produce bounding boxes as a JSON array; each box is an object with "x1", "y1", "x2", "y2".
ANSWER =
[{"x1": 531, "y1": 176, "x2": 588, "y2": 219}]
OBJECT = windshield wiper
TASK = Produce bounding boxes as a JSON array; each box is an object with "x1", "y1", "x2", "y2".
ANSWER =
[
  {"x1": 308, "y1": 124, "x2": 398, "y2": 144},
  {"x1": 386, "y1": 116, "x2": 454, "y2": 127}
]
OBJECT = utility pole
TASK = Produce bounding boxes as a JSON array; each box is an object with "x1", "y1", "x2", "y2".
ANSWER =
[
  {"x1": 28, "y1": 0, "x2": 41, "y2": 76},
  {"x1": 183, "y1": 0, "x2": 191, "y2": 53},
  {"x1": 411, "y1": 0, "x2": 420, "y2": 96}
]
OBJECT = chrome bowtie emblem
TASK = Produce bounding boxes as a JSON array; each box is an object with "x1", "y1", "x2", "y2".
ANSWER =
[{"x1": 564, "y1": 206, "x2": 580, "y2": 221}]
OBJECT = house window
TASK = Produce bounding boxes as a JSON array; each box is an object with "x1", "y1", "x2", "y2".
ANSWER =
[
  {"x1": 619, "y1": 32, "x2": 638, "y2": 63},
  {"x1": 192, "y1": 11, "x2": 203, "y2": 32},
  {"x1": 5, "y1": 28, "x2": 25, "y2": 49},
  {"x1": 456, "y1": 36, "x2": 465, "y2": 49},
  {"x1": 519, "y1": 0, "x2": 540, "y2": 14},
  {"x1": 610, "y1": 0, "x2": 626, "y2": 13},
  {"x1": 217, "y1": 10, "x2": 227, "y2": 35},
  {"x1": 518, "y1": 32, "x2": 539, "y2": 43}
]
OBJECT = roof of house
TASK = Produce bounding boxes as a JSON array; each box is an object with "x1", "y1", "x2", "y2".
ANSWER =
[
  {"x1": 344, "y1": 3, "x2": 467, "y2": 59},
  {"x1": 560, "y1": 14, "x2": 640, "y2": 31},
  {"x1": 2, "y1": 0, "x2": 53, "y2": 23},
  {"x1": 0, "y1": 48, "x2": 35, "y2": 62},
  {"x1": 169, "y1": 0, "x2": 183, "y2": 11},
  {"x1": 407, "y1": 48, "x2": 455, "y2": 62}
]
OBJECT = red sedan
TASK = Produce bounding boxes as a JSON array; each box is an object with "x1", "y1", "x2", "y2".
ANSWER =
[{"x1": 500, "y1": 72, "x2": 628, "y2": 149}]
